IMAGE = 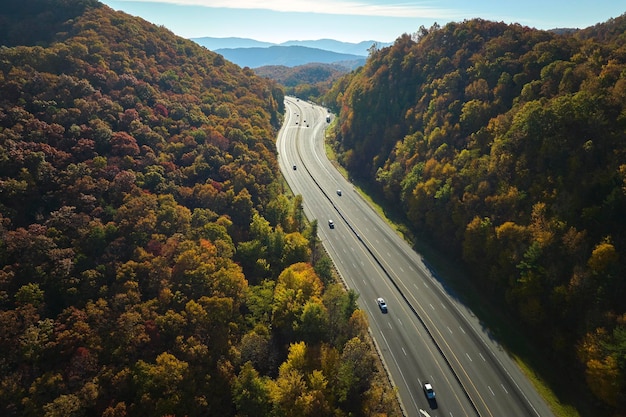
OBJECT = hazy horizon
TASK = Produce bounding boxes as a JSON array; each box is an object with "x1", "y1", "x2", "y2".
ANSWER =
[{"x1": 99, "y1": 0, "x2": 625, "y2": 44}]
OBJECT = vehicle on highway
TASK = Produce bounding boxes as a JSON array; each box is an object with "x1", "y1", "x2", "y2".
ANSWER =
[
  {"x1": 328, "y1": 220, "x2": 334, "y2": 229},
  {"x1": 423, "y1": 382, "x2": 436, "y2": 400},
  {"x1": 376, "y1": 297, "x2": 388, "y2": 313},
  {"x1": 336, "y1": 190, "x2": 342, "y2": 196},
  {"x1": 293, "y1": 165, "x2": 297, "y2": 170}
]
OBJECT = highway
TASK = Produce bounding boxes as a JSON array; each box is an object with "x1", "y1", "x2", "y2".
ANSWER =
[{"x1": 276, "y1": 96, "x2": 556, "y2": 417}]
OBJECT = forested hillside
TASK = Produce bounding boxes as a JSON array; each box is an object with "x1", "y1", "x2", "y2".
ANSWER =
[
  {"x1": 0, "y1": 1, "x2": 399, "y2": 416},
  {"x1": 325, "y1": 17, "x2": 626, "y2": 414},
  {"x1": 255, "y1": 63, "x2": 350, "y2": 102}
]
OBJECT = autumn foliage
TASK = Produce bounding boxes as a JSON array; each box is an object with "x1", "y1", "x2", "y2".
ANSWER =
[
  {"x1": 255, "y1": 63, "x2": 351, "y2": 103},
  {"x1": 325, "y1": 16, "x2": 626, "y2": 414},
  {"x1": 0, "y1": 1, "x2": 398, "y2": 416}
]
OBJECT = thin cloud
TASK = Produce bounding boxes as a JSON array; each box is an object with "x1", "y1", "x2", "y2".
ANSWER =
[{"x1": 109, "y1": 0, "x2": 462, "y2": 19}]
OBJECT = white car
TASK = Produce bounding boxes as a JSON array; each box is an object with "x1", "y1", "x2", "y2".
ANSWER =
[
  {"x1": 336, "y1": 189, "x2": 342, "y2": 196},
  {"x1": 328, "y1": 220, "x2": 334, "y2": 229},
  {"x1": 423, "y1": 382, "x2": 435, "y2": 400},
  {"x1": 376, "y1": 297, "x2": 387, "y2": 313}
]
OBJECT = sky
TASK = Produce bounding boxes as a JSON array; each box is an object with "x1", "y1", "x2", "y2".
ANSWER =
[{"x1": 99, "y1": 0, "x2": 626, "y2": 44}]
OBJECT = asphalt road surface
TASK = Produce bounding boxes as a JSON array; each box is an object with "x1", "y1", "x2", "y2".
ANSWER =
[{"x1": 276, "y1": 96, "x2": 556, "y2": 417}]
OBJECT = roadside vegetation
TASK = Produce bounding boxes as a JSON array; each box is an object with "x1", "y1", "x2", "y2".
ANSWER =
[
  {"x1": 324, "y1": 16, "x2": 626, "y2": 416},
  {"x1": 0, "y1": 1, "x2": 399, "y2": 416},
  {"x1": 256, "y1": 63, "x2": 350, "y2": 103}
]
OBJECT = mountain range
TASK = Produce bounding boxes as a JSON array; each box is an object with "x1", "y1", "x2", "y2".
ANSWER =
[
  {"x1": 191, "y1": 37, "x2": 392, "y2": 68},
  {"x1": 191, "y1": 37, "x2": 390, "y2": 55}
]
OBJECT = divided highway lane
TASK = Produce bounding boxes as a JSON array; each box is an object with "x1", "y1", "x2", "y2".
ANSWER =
[
  {"x1": 277, "y1": 97, "x2": 555, "y2": 417},
  {"x1": 278, "y1": 101, "x2": 473, "y2": 417},
  {"x1": 292, "y1": 103, "x2": 553, "y2": 416}
]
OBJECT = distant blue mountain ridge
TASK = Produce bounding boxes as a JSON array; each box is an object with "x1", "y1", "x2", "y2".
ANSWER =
[
  {"x1": 217, "y1": 45, "x2": 366, "y2": 69},
  {"x1": 190, "y1": 37, "x2": 392, "y2": 68},
  {"x1": 190, "y1": 36, "x2": 391, "y2": 56}
]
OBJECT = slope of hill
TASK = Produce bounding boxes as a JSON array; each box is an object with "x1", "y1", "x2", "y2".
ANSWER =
[
  {"x1": 255, "y1": 63, "x2": 350, "y2": 102},
  {"x1": 325, "y1": 17, "x2": 626, "y2": 415},
  {"x1": 215, "y1": 45, "x2": 366, "y2": 68},
  {"x1": 0, "y1": 1, "x2": 399, "y2": 416}
]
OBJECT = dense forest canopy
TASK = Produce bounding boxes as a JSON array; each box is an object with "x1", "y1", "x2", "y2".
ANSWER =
[
  {"x1": 0, "y1": 1, "x2": 400, "y2": 416},
  {"x1": 254, "y1": 63, "x2": 350, "y2": 103},
  {"x1": 324, "y1": 15, "x2": 626, "y2": 414}
]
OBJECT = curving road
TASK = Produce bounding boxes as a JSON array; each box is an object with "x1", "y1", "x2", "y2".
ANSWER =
[{"x1": 276, "y1": 96, "x2": 555, "y2": 417}]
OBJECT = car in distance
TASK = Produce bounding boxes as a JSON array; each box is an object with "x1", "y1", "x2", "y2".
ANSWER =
[
  {"x1": 423, "y1": 382, "x2": 435, "y2": 400},
  {"x1": 293, "y1": 165, "x2": 297, "y2": 170},
  {"x1": 336, "y1": 189, "x2": 342, "y2": 196},
  {"x1": 328, "y1": 220, "x2": 334, "y2": 229},
  {"x1": 376, "y1": 297, "x2": 388, "y2": 313}
]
